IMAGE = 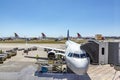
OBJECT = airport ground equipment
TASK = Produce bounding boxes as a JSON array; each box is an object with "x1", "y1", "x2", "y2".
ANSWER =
[
  {"x1": 0, "y1": 52, "x2": 8, "y2": 63},
  {"x1": 81, "y1": 40, "x2": 120, "y2": 69},
  {"x1": 18, "y1": 48, "x2": 25, "y2": 51},
  {"x1": 6, "y1": 50, "x2": 17, "y2": 56},
  {"x1": 35, "y1": 59, "x2": 66, "y2": 74},
  {"x1": 0, "y1": 54, "x2": 7, "y2": 60},
  {"x1": 13, "y1": 47, "x2": 18, "y2": 51},
  {"x1": 27, "y1": 48, "x2": 32, "y2": 51},
  {"x1": 0, "y1": 48, "x2": 18, "y2": 64},
  {"x1": 23, "y1": 47, "x2": 37, "y2": 54},
  {"x1": 0, "y1": 56, "x2": 5, "y2": 63},
  {"x1": 3, "y1": 52, "x2": 12, "y2": 58},
  {"x1": 27, "y1": 47, "x2": 37, "y2": 51},
  {"x1": 24, "y1": 49, "x2": 29, "y2": 54},
  {"x1": 11, "y1": 51, "x2": 17, "y2": 56},
  {"x1": 0, "y1": 54, "x2": 7, "y2": 61},
  {"x1": 0, "y1": 50, "x2": 2, "y2": 53},
  {"x1": 31, "y1": 46, "x2": 37, "y2": 51}
]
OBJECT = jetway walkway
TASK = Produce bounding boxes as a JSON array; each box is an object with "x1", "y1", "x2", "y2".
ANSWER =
[
  {"x1": 81, "y1": 40, "x2": 120, "y2": 67},
  {"x1": 81, "y1": 40, "x2": 99, "y2": 64}
]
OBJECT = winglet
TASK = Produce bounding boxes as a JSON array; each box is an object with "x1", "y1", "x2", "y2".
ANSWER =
[{"x1": 67, "y1": 30, "x2": 69, "y2": 40}]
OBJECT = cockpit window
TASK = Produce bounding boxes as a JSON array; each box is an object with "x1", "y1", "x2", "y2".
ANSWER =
[
  {"x1": 68, "y1": 53, "x2": 87, "y2": 58},
  {"x1": 80, "y1": 54, "x2": 86, "y2": 58},
  {"x1": 73, "y1": 53, "x2": 80, "y2": 58},
  {"x1": 68, "y1": 53, "x2": 73, "y2": 57}
]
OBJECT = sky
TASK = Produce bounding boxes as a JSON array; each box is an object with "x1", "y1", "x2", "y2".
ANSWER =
[{"x1": 0, "y1": 0, "x2": 120, "y2": 37}]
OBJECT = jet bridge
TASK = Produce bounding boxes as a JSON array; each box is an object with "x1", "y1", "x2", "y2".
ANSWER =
[
  {"x1": 81, "y1": 40, "x2": 120, "y2": 67},
  {"x1": 81, "y1": 40, "x2": 99, "y2": 64}
]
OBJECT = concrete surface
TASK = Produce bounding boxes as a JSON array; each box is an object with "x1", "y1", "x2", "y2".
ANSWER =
[{"x1": 0, "y1": 43, "x2": 119, "y2": 80}]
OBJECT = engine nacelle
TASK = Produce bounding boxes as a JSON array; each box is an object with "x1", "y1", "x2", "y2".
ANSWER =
[{"x1": 47, "y1": 51, "x2": 56, "y2": 60}]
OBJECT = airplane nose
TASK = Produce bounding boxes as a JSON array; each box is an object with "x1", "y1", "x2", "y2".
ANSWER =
[{"x1": 73, "y1": 58, "x2": 89, "y2": 75}]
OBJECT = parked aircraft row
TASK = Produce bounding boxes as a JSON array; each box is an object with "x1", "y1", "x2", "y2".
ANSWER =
[
  {"x1": 0, "y1": 33, "x2": 82, "y2": 41},
  {"x1": 0, "y1": 33, "x2": 52, "y2": 41}
]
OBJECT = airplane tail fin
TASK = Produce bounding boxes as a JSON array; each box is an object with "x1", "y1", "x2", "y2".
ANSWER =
[
  {"x1": 41, "y1": 33, "x2": 46, "y2": 39},
  {"x1": 14, "y1": 33, "x2": 19, "y2": 38},
  {"x1": 77, "y1": 33, "x2": 81, "y2": 38},
  {"x1": 67, "y1": 30, "x2": 70, "y2": 40}
]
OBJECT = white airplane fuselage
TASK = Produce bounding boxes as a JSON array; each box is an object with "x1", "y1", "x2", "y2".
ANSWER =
[{"x1": 65, "y1": 40, "x2": 89, "y2": 75}]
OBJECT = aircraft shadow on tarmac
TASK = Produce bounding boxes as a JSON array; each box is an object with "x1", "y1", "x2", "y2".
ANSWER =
[{"x1": 34, "y1": 71, "x2": 91, "y2": 80}]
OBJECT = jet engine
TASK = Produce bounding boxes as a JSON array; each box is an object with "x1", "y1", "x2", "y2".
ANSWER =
[{"x1": 47, "y1": 50, "x2": 56, "y2": 60}]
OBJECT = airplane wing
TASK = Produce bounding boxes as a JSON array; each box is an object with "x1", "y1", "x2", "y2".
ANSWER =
[
  {"x1": 24, "y1": 56, "x2": 48, "y2": 60},
  {"x1": 36, "y1": 45, "x2": 65, "y2": 56},
  {"x1": 38, "y1": 46, "x2": 65, "y2": 52},
  {"x1": 27, "y1": 45, "x2": 65, "y2": 56},
  {"x1": 24, "y1": 55, "x2": 63, "y2": 60}
]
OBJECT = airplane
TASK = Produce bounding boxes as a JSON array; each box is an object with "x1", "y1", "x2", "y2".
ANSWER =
[
  {"x1": 14, "y1": 33, "x2": 28, "y2": 40},
  {"x1": 15, "y1": 32, "x2": 64, "y2": 41},
  {"x1": 76, "y1": 33, "x2": 95, "y2": 40},
  {"x1": 0, "y1": 33, "x2": 26, "y2": 41},
  {"x1": 0, "y1": 34, "x2": 16, "y2": 41},
  {"x1": 25, "y1": 30, "x2": 89, "y2": 75},
  {"x1": 14, "y1": 33, "x2": 39, "y2": 40},
  {"x1": 41, "y1": 32, "x2": 64, "y2": 41}
]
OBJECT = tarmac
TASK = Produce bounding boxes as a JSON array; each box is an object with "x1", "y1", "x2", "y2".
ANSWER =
[{"x1": 0, "y1": 43, "x2": 120, "y2": 80}]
